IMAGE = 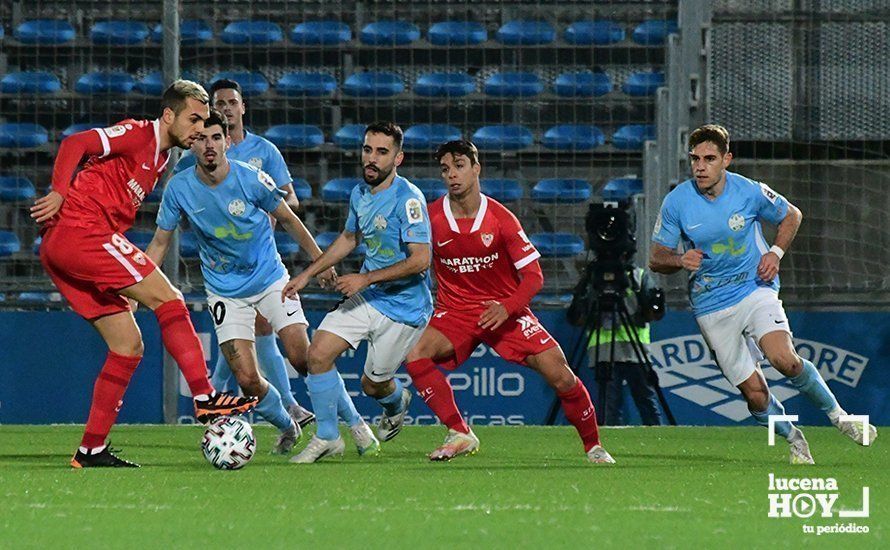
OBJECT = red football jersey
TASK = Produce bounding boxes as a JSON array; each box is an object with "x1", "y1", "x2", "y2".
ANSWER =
[
  {"x1": 429, "y1": 194, "x2": 541, "y2": 311},
  {"x1": 52, "y1": 119, "x2": 169, "y2": 232}
]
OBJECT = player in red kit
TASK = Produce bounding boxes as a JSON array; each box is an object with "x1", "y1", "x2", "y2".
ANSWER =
[
  {"x1": 31, "y1": 80, "x2": 257, "y2": 468},
  {"x1": 405, "y1": 140, "x2": 614, "y2": 463}
]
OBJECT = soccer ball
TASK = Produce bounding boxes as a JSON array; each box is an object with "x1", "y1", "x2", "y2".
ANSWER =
[{"x1": 201, "y1": 416, "x2": 256, "y2": 470}]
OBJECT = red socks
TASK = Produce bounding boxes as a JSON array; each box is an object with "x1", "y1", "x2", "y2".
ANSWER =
[
  {"x1": 406, "y1": 358, "x2": 470, "y2": 434},
  {"x1": 81, "y1": 351, "x2": 141, "y2": 449},
  {"x1": 558, "y1": 378, "x2": 601, "y2": 451},
  {"x1": 154, "y1": 300, "x2": 213, "y2": 396}
]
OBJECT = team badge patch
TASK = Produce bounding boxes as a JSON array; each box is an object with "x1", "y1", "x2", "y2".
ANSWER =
[
  {"x1": 760, "y1": 182, "x2": 779, "y2": 204},
  {"x1": 248, "y1": 157, "x2": 263, "y2": 169},
  {"x1": 228, "y1": 199, "x2": 246, "y2": 217},
  {"x1": 728, "y1": 213, "x2": 745, "y2": 231},
  {"x1": 406, "y1": 198, "x2": 424, "y2": 224},
  {"x1": 374, "y1": 214, "x2": 388, "y2": 231},
  {"x1": 481, "y1": 233, "x2": 494, "y2": 247},
  {"x1": 103, "y1": 125, "x2": 126, "y2": 138},
  {"x1": 257, "y1": 169, "x2": 277, "y2": 192}
]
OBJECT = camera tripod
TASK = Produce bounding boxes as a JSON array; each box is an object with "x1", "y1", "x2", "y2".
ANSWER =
[{"x1": 547, "y1": 285, "x2": 676, "y2": 426}]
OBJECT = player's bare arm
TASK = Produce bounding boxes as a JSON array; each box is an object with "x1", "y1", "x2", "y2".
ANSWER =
[
  {"x1": 649, "y1": 244, "x2": 702, "y2": 274},
  {"x1": 279, "y1": 183, "x2": 301, "y2": 212},
  {"x1": 145, "y1": 228, "x2": 175, "y2": 267},
  {"x1": 282, "y1": 229, "x2": 360, "y2": 300},
  {"x1": 336, "y1": 242, "x2": 430, "y2": 298},
  {"x1": 269, "y1": 201, "x2": 336, "y2": 287},
  {"x1": 757, "y1": 202, "x2": 802, "y2": 282}
]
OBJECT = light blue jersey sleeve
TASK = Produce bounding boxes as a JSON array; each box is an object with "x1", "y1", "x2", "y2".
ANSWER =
[
  {"x1": 396, "y1": 190, "x2": 431, "y2": 244},
  {"x1": 345, "y1": 185, "x2": 361, "y2": 233},
  {"x1": 652, "y1": 193, "x2": 682, "y2": 248},
  {"x1": 156, "y1": 178, "x2": 184, "y2": 231},
  {"x1": 753, "y1": 181, "x2": 789, "y2": 225},
  {"x1": 261, "y1": 141, "x2": 292, "y2": 189},
  {"x1": 172, "y1": 149, "x2": 197, "y2": 174}
]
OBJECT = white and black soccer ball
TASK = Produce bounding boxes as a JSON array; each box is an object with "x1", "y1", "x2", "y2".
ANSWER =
[{"x1": 201, "y1": 416, "x2": 256, "y2": 470}]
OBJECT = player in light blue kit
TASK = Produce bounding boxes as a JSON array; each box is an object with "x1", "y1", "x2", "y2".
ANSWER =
[
  {"x1": 283, "y1": 121, "x2": 433, "y2": 463},
  {"x1": 146, "y1": 111, "x2": 335, "y2": 454},
  {"x1": 649, "y1": 124, "x2": 877, "y2": 464},
  {"x1": 175, "y1": 78, "x2": 315, "y2": 429}
]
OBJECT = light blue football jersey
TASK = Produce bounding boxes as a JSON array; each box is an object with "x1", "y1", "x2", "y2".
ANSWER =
[
  {"x1": 345, "y1": 175, "x2": 433, "y2": 327},
  {"x1": 174, "y1": 130, "x2": 292, "y2": 189},
  {"x1": 652, "y1": 171, "x2": 789, "y2": 317},
  {"x1": 157, "y1": 159, "x2": 288, "y2": 298}
]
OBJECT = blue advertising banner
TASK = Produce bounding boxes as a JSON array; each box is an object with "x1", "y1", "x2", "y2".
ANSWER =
[{"x1": 1, "y1": 308, "x2": 888, "y2": 426}]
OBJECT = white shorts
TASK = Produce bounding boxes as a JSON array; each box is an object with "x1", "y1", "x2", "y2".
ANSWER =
[
  {"x1": 696, "y1": 287, "x2": 792, "y2": 387},
  {"x1": 318, "y1": 293, "x2": 427, "y2": 382},
  {"x1": 206, "y1": 275, "x2": 308, "y2": 344}
]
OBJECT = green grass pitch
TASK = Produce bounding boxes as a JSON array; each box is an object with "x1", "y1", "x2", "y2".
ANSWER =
[{"x1": 0, "y1": 425, "x2": 884, "y2": 548}]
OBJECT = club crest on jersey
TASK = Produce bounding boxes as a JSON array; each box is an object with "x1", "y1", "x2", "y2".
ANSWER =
[
  {"x1": 481, "y1": 233, "x2": 494, "y2": 247},
  {"x1": 406, "y1": 198, "x2": 424, "y2": 224},
  {"x1": 248, "y1": 157, "x2": 263, "y2": 169},
  {"x1": 228, "y1": 199, "x2": 246, "y2": 217},
  {"x1": 728, "y1": 213, "x2": 745, "y2": 231},
  {"x1": 374, "y1": 214, "x2": 388, "y2": 231}
]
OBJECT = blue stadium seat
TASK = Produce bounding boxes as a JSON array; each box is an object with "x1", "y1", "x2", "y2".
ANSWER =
[
  {"x1": 632, "y1": 20, "x2": 678, "y2": 45},
  {"x1": 0, "y1": 123, "x2": 49, "y2": 148},
  {"x1": 151, "y1": 20, "x2": 213, "y2": 44},
  {"x1": 411, "y1": 178, "x2": 446, "y2": 202},
  {"x1": 133, "y1": 71, "x2": 198, "y2": 95},
  {"x1": 275, "y1": 231, "x2": 300, "y2": 257},
  {"x1": 333, "y1": 124, "x2": 366, "y2": 150},
  {"x1": 291, "y1": 21, "x2": 352, "y2": 45},
  {"x1": 622, "y1": 71, "x2": 664, "y2": 96},
  {"x1": 496, "y1": 20, "x2": 555, "y2": 45},
  {"x1": 125, "y1": 231, "x2": 153, "y2": 251},
  {"x1": 532, "y1": 179, "x2": 591, "y2": 202},
  {"x1": 529, "y1": 233, "x2": 585, "y2": 257},
  {"x1": 90, "y1": 21, "x2": 150, "y2": 45},
  {"x1": 602, "y1": 177, "x2": 643, "y2": 202},
  {"x1": 0, "y1": 71, "x2": 62, "y2": 94},
  {"x1": 564, "y1": 20, "x2": 625, "y2": 45},
  {"x1": 32, "y1": 236, "x2": 42, "y2": 255},
  {"x1": 472, "y1": 125, "x2": 534, "y2": 151},
  {"x1": 483, "y1": 72, "x2": 543, "y2": 98},
  {"x1": 75, "y1": 71, "x2": 136, "y2": 95},
  {"x1": 542, "y1": 125, "x2": 605, "y2": 151},
  {"x1": 413, "y1": 72, "x2": 475, "y2": 97},
  {"x1": 61, "y1": 123, "x2": 104, "y2": 139},
  {"x1": 342, "y1": 72, "x2": 404, "y2": 97},
  {"x1": 14, "y1": 20, "x2": 75, "y2": 45},
  {"x1": 322, "y1": 178, "x2": 362, "y2": 202},
  {"x1": 209, "y1": 71, "x2": 269, "y2": 97},
  {"x1": 428, "y1": 21, "x2": 487, "y2": 46},
  {"x1": 17, "y1": 292, "x2": 62, "y2": 303},
  {"x1": 612, "y1": 124, "x2": 655, "y2": 150},
  {"x1": 220, "y1": 21, "x2": 283, "y2": 45},
  {"x1": 316, "y1": 231, "x2": 366, "y2": 257},
  {"x1": 292, "y1": 178, "x2": 312, "y2": 201},
  {"x1": 403, "y1": 124, "x2": 461, "y2": 151},
  {"x1": 264, "y1": 125, "x2": 324, "y2": 149},
  {"x1": 180, "y1": 231, "x2": 199, "y2": 258},
  {"x1": 554, "y1": 71, "x2": 612, "y2": 97},
  {"x1": 360, "y1": 21, "x2": 420, "y2": 45},
  {"x1": 0, "y1": 176, "x2": 36, "y2": 202},
  {"x1": 481, "y1": 179, "x2": 523, "y2": 202},
  {"x1": 276, "y1": 72, "x2": 337, "y2": 97}
]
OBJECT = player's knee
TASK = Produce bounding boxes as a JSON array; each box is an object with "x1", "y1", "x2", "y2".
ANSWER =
[
  {"x1": 549, "y1": 369, "x2": 577, "y2": 394},
  {"x1": 287, "y1": 355, "x2": 309, "y2": 377},
  {"x1": 770, "y1": 352, "x2": 802, "y2": 376},
  {"x1": 116, "y1": 338, "x2": 144, "y2": 358},
  {"x1": 306, "y1": 344, "x2": 332, "y2": 374}
]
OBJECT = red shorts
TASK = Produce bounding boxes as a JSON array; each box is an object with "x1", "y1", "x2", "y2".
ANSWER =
[
  {"x1": 428, "y1": 305, "x2": 558, "y2": 369},
  {"x1": 40, "y1": 225, "x2": 157, "y2": 320}
]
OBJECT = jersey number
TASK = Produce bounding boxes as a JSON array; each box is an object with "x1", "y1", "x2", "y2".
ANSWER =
[
  {"x1": 110, "y1": 233, "x2": 134, "y2": 255},
  {"x1": 211, "y1": 302, "x2": 227, "y2": 326}
]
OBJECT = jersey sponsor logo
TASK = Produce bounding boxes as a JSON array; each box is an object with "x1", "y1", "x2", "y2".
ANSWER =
[
  {"x1": 439, "y1": 252, "x2": 499, "y2": 273},
  {"x1": 436, "y1": 239, "x2": 453, "y2": 247},
  {"x1": 728, "y1": 213, "x2": 746, "y2": 231},
  {"x1": 125, "y1": 178, "x2": 146, "y2": 205},
  {"x1": 539, "y1": 335, "x2": 552, "y2": 345},
  {"x1": 214, "y1": 222, "x2": 253, "y2": 241},
  {"x1": 248, "y1": 157, "x2": 263, "y2": 169},
  {"x1": 521, "y1": 243, "x2": 534, "y2": 252},
  {"x1": 760, "y1": 182, "x2": 779, "y2": 204},
  {"x1": 103, "y1": 125, "x2": 127, "y2": 138},
  {"x1": 373, "y1": 214, "x2": 388, "y2": 231},
  {"x1": 518, "y1": 230, "x2": 530, "y2": 243},
  {"x1": 228, "y1": 199, "x2": 246, "y2": 217},
  {"x1": 516, "y1": 315, "x2": 543, "y2": 338},
  {"x1": 481, "y1": 233, "x2": 494, "y2": 247},
  {"x1": 710, "y1": 236, "x2": 746, "y2": 257},
  {"x1": 406, "y1": 198, "x2": 424, "y2": 224},
  {"x1": 257, "y1": 169, "x2": 277, "y2": 192}
]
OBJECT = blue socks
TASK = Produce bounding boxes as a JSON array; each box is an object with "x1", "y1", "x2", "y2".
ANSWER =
[
  {"x1": 255, "y1": 384, "x2": 294, "y2": 432},
  {"x1": 306, "y1": 370, "x2": 343, "y2": 440},
  {"x1": 336, "y1": 372, "x2": 363, "y2": 427},
  {"x1": 751, "y1": 393, "x2": 794, "y2": 439},
  {"x1": 789, "y1": 359, "x2": 840, "y2": 415},
  {"x1": 210, "y1": 352, "x2": 237, "y2": 393},
  {"x1": 256, "y1": 334, "x2": 299, "y2": 408},
  {"x1": 376, "y1": 377, "x2": 405, "y2": 416}
]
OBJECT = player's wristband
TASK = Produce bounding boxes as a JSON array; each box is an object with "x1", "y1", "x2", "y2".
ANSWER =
[{"x1": 769, "y1": 245, "x2": 785, "y2": 260}]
